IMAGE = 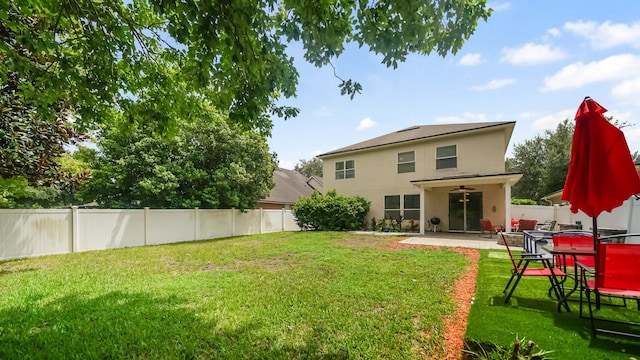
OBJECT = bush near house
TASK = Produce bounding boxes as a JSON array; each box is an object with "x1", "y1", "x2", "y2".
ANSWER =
[
  {"x1": 510, "y1": 198, "x2": 537, "y2": 205},
  {"x1": 293, "y1": 189, "x2": 370, "y2": 231}
]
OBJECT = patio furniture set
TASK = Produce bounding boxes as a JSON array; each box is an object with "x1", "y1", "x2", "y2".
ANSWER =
[{"x1": 500, "y1": 230, "x2": 640, "y2": 339}]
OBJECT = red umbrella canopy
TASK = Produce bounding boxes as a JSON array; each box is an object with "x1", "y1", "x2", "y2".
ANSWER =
[{"x1": 562, "y1": 97, "x2": 640, "y2": 218}]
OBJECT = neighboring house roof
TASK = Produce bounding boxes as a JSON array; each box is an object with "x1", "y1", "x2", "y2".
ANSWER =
[
  {"x1": 541, "y1": 189, "x2": 567, "y2": 205},
  {"x1": 260, "y1": 168, "x2": 321, "y2": 205},
  {"x1": 317, "y1": 121, "x2": 515, "y2": 157}
]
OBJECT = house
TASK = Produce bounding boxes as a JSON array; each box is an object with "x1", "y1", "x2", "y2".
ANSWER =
[
  {"x1": 317, "y1": 122, "x2": 522, "y2": 233},
  {"x1": 541, "y1": 190, "x2": 568, "y2": 205},
  {"x1": 257, "y1": 168, "x2": 323, "y2": 209}
]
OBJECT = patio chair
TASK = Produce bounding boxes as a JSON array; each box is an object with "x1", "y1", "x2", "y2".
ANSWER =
[
  {"x1": 537, "y1": 220, "x2": 557, "y2": 231},
  {"x1": 518, "y1": 219, "x2": 538, "y2": 232},
  {"x1": 479, "y1": 218, "x2": 502, "y2": 238},
  {"x1": 552, "y1": 232, "x2": 595, "y2": 270},
  {"x1": 579, "y1": 238, "x2": 640, "y2": 338},
  {"x1": 510, "y1": 218, "x2": 520, "y2": 232},
  {"x1": 500, "y1": 232, "x2": 567, "y2": 304}
]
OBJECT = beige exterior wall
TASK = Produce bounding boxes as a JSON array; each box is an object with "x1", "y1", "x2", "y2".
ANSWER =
[{"x1": 320, "y1": 126, "x2": 512, "y2": 231}]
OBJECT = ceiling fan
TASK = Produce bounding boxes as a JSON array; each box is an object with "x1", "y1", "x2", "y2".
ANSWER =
[{"x1": 450, "y1": 185, "x2": 476, "y2": 192}]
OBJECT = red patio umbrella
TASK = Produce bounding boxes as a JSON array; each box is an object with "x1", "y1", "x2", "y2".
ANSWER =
[{"x1": 562, "y1": 97, "x2": 640, "y2": 248}]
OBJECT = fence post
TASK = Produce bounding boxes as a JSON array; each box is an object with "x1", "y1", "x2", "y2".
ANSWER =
[
  {"x1": 194, "y1": 207, "x2": 199, "y2": 241},
  {"x1": 282, "y1": 208, "x2": 285, "y2": 231},
  {"x1": 144, "y1": 207, "x2": 149, "y2": 246},
  {"x1": 260, "y1": 208, "x2": 263, "y2": 234},
  {"x1": 231, "y1": 207, "x2": 235, "y2": 236},
  {"x1": 71, "y1": 206, "x2": 79, "y2": 253}
]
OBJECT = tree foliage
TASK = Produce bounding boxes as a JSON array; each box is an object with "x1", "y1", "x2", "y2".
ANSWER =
[
  {"x1": 0, "y1": 90, "x2": 87, "y2": 183},
  {"x1": 80, "y1": 105, "x2": 276, "y2": 210},
  {"x1": 507, "y1": 119, "x2": 574, "y2": 202},
  {"x1": 2, "y1": 0, "x2": 492, "y2": 134},
  {"x1": 293, "y1": 189, "x2": 370, "y2": 231},
  {"x1": 294, "y1": 158, "x2": 323, "y2": 178}
]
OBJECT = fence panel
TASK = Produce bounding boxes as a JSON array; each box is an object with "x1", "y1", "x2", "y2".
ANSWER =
[
  {"x1": 234, "y1": 210, "x2": 261, "y2": 236},
  {"x1": 262, "y1": 210, "x2": 284, "y2": 233},
  {"x1": 511, "y1": 205, "x2": 555, "y2": 222},
  {"x1": 147, "y1": 209, "x2": 196, "y2": 245},
  {"x1": 0, "y1": 209, "x2": 71, "y2": 260},
  {"x1": 283, "y1": 210, "x2": 300, "y2": 231},
  {"x1": 77, "y1": 209, "x2": 145, "y2": 251},
  {"x1": 197, "y1": 210, "x2": 233, "y2": 240}
]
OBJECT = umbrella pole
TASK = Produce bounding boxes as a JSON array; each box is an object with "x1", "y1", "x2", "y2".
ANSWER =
[{"x1": 593, "y1": 217, "x2": 598, "y2": 250}]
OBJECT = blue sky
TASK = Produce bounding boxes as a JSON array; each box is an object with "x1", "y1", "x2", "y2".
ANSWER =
[{"x1": 268, "y1": 1, "x2": 640, "y2": 169}]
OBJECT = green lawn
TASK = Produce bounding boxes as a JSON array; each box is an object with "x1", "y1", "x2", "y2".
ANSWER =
[
  {"x1": 466, "y1": 250, "x2": 640, "y2": 359},
  {"x1": 0, "y1": 232, "x2": 469, "y2": 359}
]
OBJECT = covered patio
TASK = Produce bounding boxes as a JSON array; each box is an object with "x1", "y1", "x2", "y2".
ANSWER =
[{"x1": 410, "y1": 172, "x2": 523, "y2": 234}]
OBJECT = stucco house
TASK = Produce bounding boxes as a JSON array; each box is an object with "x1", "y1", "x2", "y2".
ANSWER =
[
  {"x1": 317, "y1": 122, "x2": 522, "y2": 234},
  {"x1": 257, "y1": 168, "x2": 323, "y2": 209}
]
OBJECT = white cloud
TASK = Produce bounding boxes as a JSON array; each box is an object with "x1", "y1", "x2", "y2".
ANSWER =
[
  {"x1": 546, "y1": 28, "x2": 561, "y2": 38},
  {"x1": 501, "y1": 43, "x2": 567, "y2": 65},
  {"x1": 564, "y1": 20, "x2": 640, "y2": 49},
  {"x1": 311, "y1": 149, "x2": 323, "y2": 157},
  {"x1": 612, "y1": 76, "x2": 640, "y2": 106},
  {"x1": 622, "y1": 124, "x2": 640, "y2": 151},
  {"x1": 313, "y1": 106, "x2": 332, "y2": 118},
  {"x1": 356, "y1": 117, "x2": 377, "y2": 131},
  {"x1": 530, "y1": 109, "x2": 574, "y2": 131},
  {"x1": 471, "y1": 78, "x2": 516, "y2": 91},
  {"x1": 435, "y1": 112, "x2": 487, "y2": 123},
  {"x1": 542, "y1": 54, "x2": 640, "y2": 91},
  {"x1": 488, "y1": 2, "x2": 511, "y2": 11},
  {"x1": 518, "y1": 112, "x2": 538, "y2": 119},
  {"x1": 458, "y1": 53, "x2": 482, "y2": 66}
]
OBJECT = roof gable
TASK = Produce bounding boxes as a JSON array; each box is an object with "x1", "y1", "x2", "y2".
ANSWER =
[{"x1": 317, "y1": 121, "x2": 515, "y2": 157}]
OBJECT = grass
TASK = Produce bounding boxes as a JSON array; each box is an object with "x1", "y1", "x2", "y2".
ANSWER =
[
  {"x1": 465, "y1": 250, "x2": 640, "y2": 359},
  {"x1": 0, "y1": 232, "x2": 470, "y2": 359}
]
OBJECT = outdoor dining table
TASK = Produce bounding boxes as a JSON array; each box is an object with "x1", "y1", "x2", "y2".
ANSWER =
[{"x1": 541, "y1": 244, "x2": 595, "y2": 312}]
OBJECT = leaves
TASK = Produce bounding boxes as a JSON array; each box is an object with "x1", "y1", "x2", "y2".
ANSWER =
[
  {"x1": 81, "y1": 99, "x2": 277, "y2": 210},
  {"x1": 2, "y1": 0, "x2": 492, "y2": 134}
]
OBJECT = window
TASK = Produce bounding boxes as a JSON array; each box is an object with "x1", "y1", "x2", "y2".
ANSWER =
[
  {"x1": 436, "y1": 145, "x2": 457, "y2": 169},
  {"x1": 384, "y1": 194, "x2": 420, "y2": 220},
  {"x1": 335, "y1": 160, "x2": 355, "y2": 180},
  {"x1": 403, "y1": 194, "x2": 420, "y2": 220},
  {"x1": 397, "y1": 151, "x2": 415, "y2": 173},
  {"x1": 384, "y1": 195, "x2": 401, "y2": 220}
]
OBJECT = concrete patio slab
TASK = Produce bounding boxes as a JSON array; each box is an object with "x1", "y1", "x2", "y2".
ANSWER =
[{"x1": 399, "y1": 236, "x2": 507, "y2": 250}]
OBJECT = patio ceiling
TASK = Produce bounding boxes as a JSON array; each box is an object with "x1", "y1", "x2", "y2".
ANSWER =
[{"x1": 410, "y1": 172, "x2": 523, "y2": 191}]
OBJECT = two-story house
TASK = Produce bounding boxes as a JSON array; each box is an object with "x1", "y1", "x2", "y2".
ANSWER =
[{"x1": 317, "y1": 122, "x2": 523, "y2": 234}]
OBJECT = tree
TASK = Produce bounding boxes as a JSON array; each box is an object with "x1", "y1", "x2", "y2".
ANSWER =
[
  {"x1": 507, "y1": 117, "x2": 635, "y2": 203},
  {"x1": 507, "y1": 136, "x2": 546, "y2": 201},
  {"x1": 294, "y1": 158, "x2": 323, "y2": 178},
  {"x1": 2, "y1": 0, "x2": 492, "y2": 134},
  {"x1": 0, "y1": 90, "x2": 87, "y2": 183},
  {"x1": 80, "y1": 102, "x2": 276, "y2": 210}
]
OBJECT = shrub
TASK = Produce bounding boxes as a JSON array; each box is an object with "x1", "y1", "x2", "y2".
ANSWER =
[
  {"x1": 293, "y1": 189, "x2": 370, "y2": 231},
  {"x1": 511, "y1": 198, "x2": 537, "y2": 205}
]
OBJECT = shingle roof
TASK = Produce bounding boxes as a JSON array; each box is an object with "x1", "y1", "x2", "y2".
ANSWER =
[
  {"x1": 261, "y1": 168, "x2": 318, "y2": 205},
  {"x1": 317, "y1": 121, "x2": 515, "y2": 157}
]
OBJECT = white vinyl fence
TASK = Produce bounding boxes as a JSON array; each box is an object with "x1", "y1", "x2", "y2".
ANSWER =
[
  {"x1": 0, "y1": 208, "x2": 300, "y2": 261},
  {"x1": 512, "y1": 196, "x2": 640, "y2": 242}
]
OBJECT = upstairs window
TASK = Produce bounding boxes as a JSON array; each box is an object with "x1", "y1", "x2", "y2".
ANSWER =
[
  {"x1": 436, "y1": 145, "x2": 457, "y2": 170},
  {"x1": 335, "y1": 160, "x2": 355, "y2": 180},
  {"x1": 397, "y1": 151, "x2": 415, "y2": 173}
]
